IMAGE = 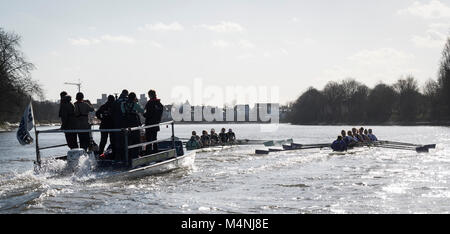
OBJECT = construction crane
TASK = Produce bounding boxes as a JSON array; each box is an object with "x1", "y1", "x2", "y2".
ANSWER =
[{"x1": 64, "y1": 79, "x2": 82, "y2": 93}]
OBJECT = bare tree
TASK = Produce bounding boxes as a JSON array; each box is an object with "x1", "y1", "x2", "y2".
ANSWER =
[
  {"x1": 438, "y1": 37, "x2": 450, "y2": 117},
  {"x1": 0, "y1": 28, "x2": 43, "y2": 122},
  {"x1": 366, "y1": 83, "x2": 397, "y2": 123},
  {"x1": 423, "y1": 79, "x2": 442, "y2": 121},
  {"x1": 393, "y1": 76, "x2": 421, "y2": 122}
]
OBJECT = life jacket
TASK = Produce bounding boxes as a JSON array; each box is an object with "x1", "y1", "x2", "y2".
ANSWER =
[{"x1": 123, "y1": 101, "x2": 141, "y2": 127}]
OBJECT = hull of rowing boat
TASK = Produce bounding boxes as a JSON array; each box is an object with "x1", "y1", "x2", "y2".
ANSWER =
[
  {"x1": 189, "y1": 145, "x2": 236, "y2": 153},
  {"x1": 97, "y1": 151, "x2": 196, "y2": 182}
]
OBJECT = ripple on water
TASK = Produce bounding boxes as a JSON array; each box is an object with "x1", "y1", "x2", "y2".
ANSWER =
[{"x1": 1, "y1": 124, "x2": 450, "y2": 213}]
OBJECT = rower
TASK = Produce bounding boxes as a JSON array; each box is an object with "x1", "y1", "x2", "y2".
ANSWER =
[
  {"x1": 368, "y1": 129, "x2": 378, "y2": 141},
  {"x1": 331, "y1": 136, "x2": 347, "y2": 152},
  {"x1": 360, "y1": 127, "x2": 370, "y2": 142},
  {"x1": 341, "y1": 130, "x2": 346, "y2": 138},
  {"x1": 363, "y1": 129, "x2": 371, "y2": 142},
  {"x1": 352, "y1": 128, "x2": 362, "y2": 142},
  {"x1": 355, "y1": 127, "x2": 365, "y2": 142},
  {"x1": 227, "y1": 129, "x2": 236, "y2": 143},
  {"x1": 210, "y1": 128, "x2": 219, "y2": 146},
  {"x1": 200, "y1": 130, "x2": 211, "y2": 147},
  {"x1": 349, "y1": 130, "x2": 359, "y2": 142},
  {"x1": 219, "y1": 128, "x2": 228, "y2": 144},
  {"x1": 186, "y1": 131, "x2": 202, "y2": 150},
  {"x1": 344, "y1": 130, "x2": 357, "y2": 147}
]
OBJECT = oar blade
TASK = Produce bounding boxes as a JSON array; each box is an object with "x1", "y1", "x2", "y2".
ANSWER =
[
  {"x1": 282, "y1": 144, "x2": 293, "y2": 150},
  {"x1": 416, "y1": 146, "x2": 429, "y2": 153},
  {"x1": 291, "y1": 143, "x2": 303, "y2": 149},
  {"x1": 255, "y1": 150, "x2": 270, "y2": 155},
  {"x1": 268, "y1": 148, "x2": 284, "y2": 152}
]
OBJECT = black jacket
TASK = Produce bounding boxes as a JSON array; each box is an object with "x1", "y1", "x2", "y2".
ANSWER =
[
  {"x1": 144, "y1": 98, "x2": 164, "y2": 131},
  {"x1": 112, "y1": 95, "x2": 128, "y2": 129},
  {"x1": 60, "y1": 96, "x2": 76, "y2": 130},
  {"x1": 96, "y1": 101, "x2": 114, "y2": 129}
]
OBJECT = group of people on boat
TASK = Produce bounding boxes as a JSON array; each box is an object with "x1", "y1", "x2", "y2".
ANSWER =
[
  {"x1": 186, "y1": 128, "x2": 236, "y2": 150},
  {"x1": 331, "y1": 127, "x2": 378, "y2": 152},
  {"x1": 58, "y1": 89, "x2": 164, "y2": 163},
  {"x1": 59, "y1": 91, "x2": 95, "y2": 151}
]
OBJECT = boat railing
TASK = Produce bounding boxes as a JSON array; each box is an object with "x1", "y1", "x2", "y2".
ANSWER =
[{"x1": 34, "y1": 121, "x2": 177, "y2": 168}]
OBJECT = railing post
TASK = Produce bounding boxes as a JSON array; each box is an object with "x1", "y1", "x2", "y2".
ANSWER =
[
  {"x1": 35, "y1": 130, "x2": 41, "y2": 167},
  {"x1": 123, "y1": 128, "x2": 129, "y2": 168},
  {"x1": 171, "y1": 122, "x2": 176, "y2": 157}
]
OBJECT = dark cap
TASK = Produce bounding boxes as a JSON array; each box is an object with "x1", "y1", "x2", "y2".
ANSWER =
[
  {"x1": 107, "y1": 95, "x2": 115, "y2": 102},
  {"x1": 76, "y1": 92, "x2": 84, "y2": 101}
]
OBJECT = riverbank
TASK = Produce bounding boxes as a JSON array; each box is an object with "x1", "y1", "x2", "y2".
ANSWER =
[
  {"x1": 0, "y1": 122, "x2": 60, "y2": 132},
  {"x1": 0, "y1": 122, "x2": 18, "y2": 132},
  {"x1": 289, "y1": 121, "x2": 450, "y2": 126},
  {"x1": 173, "y1": 121, "x2": 450, "y2": 126}
]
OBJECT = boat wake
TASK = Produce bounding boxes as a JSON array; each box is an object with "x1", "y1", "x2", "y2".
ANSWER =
[
  {"x1": 36, "y1": 152, "x2": 101, "y2": 182},
  {"x1": 0, "y1": 152, "x2": 112, "y2": 213}
]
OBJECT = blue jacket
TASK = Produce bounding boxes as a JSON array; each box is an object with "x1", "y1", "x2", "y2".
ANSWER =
[
  {"x1": 331, "y1": 140, "x2": 347, "y2": 152},
  {"x1": 368, "y1": 134, "x2": 378, "y2": 141},
  {"x1": 344, "y1": 136, "x2": 357, "y2": 146}
]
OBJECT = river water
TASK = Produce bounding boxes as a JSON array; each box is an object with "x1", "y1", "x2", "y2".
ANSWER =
[{"x1": 0, "y1": 124, "x2": 449, "y2": 214}]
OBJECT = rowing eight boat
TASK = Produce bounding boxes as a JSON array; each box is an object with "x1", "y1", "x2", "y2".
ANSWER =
[
  {"x1": 186, "y1": 138, "x2": 294, "y2": 152},
  {"x1": 255, "y1": 140, "x2": 436, "y2": 155}
]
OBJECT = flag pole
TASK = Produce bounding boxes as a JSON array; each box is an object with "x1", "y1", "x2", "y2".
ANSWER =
[
  {"x1": 30, "y1": 96, "x2": 37, "y2": 133},
  {"x1": 30, "y1": 96, "x2": 41, "y2": 167}
]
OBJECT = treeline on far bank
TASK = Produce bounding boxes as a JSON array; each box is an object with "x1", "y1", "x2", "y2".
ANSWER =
[{"x1": 286, "y1": 39, "x2": 450, "y2": 125}]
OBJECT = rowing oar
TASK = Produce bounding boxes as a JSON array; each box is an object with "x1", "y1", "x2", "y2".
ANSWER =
[
  {"x1": 372, "y1": 144, "x2": 430, "y2": 153},
  {"x1": 263, "y1": 139, "x2": 294, "y2": 147},
  {"x1": 255, "y1": 143, "x2": 331, "y2": 155},
  {"x1": 378, "y1": 140, "x2": 436, "y2": 149},
  {"x1": 368, "y1": 141, "x2": 432, "y2": 153}
]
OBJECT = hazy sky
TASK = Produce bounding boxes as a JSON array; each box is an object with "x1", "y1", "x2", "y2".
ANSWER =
[{"x1": 1, "y1": 0, "x2": 449, "y2": 106}]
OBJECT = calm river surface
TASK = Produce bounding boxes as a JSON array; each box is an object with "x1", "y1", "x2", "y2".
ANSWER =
[{"x1": 0, "y1": 124, "x2": 449, "y2": 214}]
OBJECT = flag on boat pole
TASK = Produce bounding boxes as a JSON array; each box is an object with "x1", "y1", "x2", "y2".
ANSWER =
[{"x1": 16, "y1": 101, "x2": 35, "y2": 145}]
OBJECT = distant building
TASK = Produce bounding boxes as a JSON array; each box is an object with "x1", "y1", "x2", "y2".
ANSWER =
[
  {"x1": 96, "y1": 94, "x2": 108, "y2": 105},
  {"x1": 162, "y1": 105, "x2": 173, "y2": 122},
  {"x1": 139, "y1": 94, "x2": 147, "y2": 107}
]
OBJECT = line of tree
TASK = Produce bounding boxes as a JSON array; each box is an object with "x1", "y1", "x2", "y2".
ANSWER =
[
  {"x1": 287, "y1": 38, "x2": 450, "y2": 125},
  {"x1": 0, "y1": 28, "x2": 46, "y2": 124}
]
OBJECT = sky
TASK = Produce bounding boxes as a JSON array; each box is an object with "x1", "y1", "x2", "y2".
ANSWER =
[{"x1": 1, "y1": 0, "x2": 449, "y2": 106}]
